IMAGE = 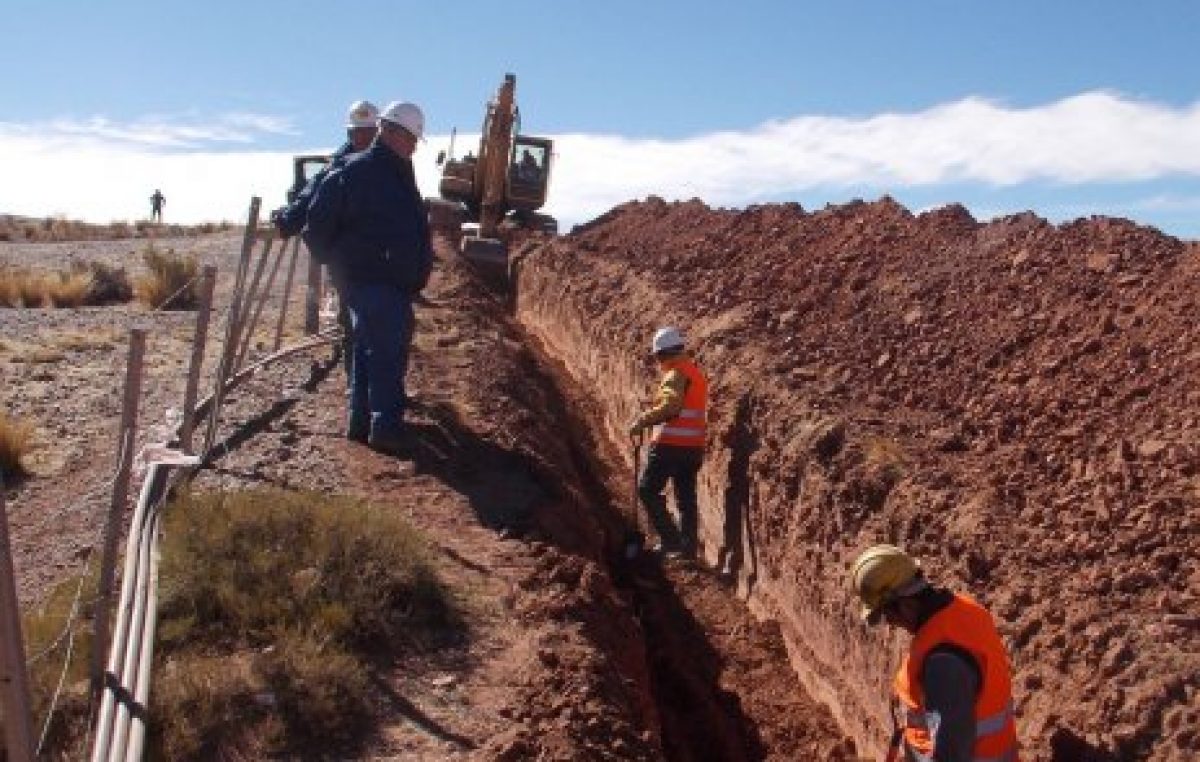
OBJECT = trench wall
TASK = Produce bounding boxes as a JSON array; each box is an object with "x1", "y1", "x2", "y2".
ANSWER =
[
  {"x1": 512, "y1": 250, "x2": 898, "y2": 758},
  {"x1": 510, "y1": 204, "x2": 1200, "y2": 762}
]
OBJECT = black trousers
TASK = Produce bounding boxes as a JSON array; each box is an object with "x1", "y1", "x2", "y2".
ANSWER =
[{"x1": 637, "y1": 443, "x2": 702, "y2": 551}]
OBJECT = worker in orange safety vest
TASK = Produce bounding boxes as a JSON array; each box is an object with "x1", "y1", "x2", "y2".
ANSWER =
[
  {"x1": 849, "y1": 544, "x2": 1020, "y2": 762},
  {"x1": 628, "y1": 326, "x2": 708, "y2": 561}
]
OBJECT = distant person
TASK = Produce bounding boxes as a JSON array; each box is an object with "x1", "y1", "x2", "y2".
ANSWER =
[
  {"x1": 272, "y1": 100, "x2": 379, "y2": 375},
  {"x1": 628, "y1": 326, "x2": 708, "y2": 561},
  {"x1": 849, "y1": 544, "x2": 1019, "y2": 762},
  {"x1": 149, "y1": 189, "x2": 165, "y2": 222},
  {"x1": 517, "y1": 148, "x2": 540, "y2": 182},
  {"x1": 304, "y1": 100, "x2": 433, "y2": 454}
]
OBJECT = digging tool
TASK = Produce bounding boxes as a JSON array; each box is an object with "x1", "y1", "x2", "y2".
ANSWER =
[
  {"x1": 884, "y1": 698, "x2": 903, "y2": 762},
  {"x1": 622, "y1": 432, "x2": 646, "y2": 560}
]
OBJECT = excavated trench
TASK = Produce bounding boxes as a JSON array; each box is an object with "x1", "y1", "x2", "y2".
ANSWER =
[
  {"x1": 436, "y1": 238, "x2": 857, "y2": 759},
  {"x1": 498, "y1": 198, "x2": 1200, "y2": 762},
  {"x1": 514, "y1": 330, "x2": 853, "y2": 761}
]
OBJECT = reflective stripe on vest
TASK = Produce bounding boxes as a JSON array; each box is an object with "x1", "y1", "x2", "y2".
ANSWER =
[
  {"x1": 904, "y1": 701, "x2": 1013, "y2": 737},
  {"x1": 894, "y1": 594, "x2": 1020, "y2": 762},
  {"x1": 651, "y1": 358, "x2": 708, "y2": 448}
]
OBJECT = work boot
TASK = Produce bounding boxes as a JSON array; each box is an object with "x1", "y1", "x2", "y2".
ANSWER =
[
  {"x1": 346, "y1": 414, "x2": 369, "y2": 444},
  {"x1": 368, "y1": 428, "x2": 411, "y2": 456}
]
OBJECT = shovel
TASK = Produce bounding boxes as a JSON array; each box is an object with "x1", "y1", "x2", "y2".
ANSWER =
[{"x1": 621, "y1": 432, "x2": 646, "y2": 560}]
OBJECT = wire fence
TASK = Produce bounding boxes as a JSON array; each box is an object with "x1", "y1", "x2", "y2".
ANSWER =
[{"x1": 3, "y1": 197, "x2": 346, "y2": 762}]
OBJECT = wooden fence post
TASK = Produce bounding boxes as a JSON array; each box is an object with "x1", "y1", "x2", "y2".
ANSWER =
[
  {"x1": 178, "y1": 266, "x2": 217, "y2": 454},
  {"x1": 202, "y1": 198, "x2": 260, "y2": 458},
  {"x1": 304, "y1": 251, "x2": 322, "y2": 335},
  {"x1": 273, "y1": 237, "x2": 302, "y2": 351},
  {"x1": 0, "y1": 478, "x2": 35, "y2": 762},
  {"x1": 90, "y1": 328, "x2": 146, "y2": 702},
  {"x1": 234, "y1": 235, "x2": 285, "y2": 370}
]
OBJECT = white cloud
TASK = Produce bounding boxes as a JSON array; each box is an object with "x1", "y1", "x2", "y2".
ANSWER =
[
  {"x1": 2, "y1": 111, "x2": 297, "y2": 150},
  {"x1": 2, "y1": 91, "x2": 1199, "y2": 230}
]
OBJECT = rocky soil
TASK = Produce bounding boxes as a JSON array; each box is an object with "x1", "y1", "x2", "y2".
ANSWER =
[
  {"x1": 2, "y1": 228, "x2": 858, "y2": 759},
  {"x1": 6, "y1": 198, "x2": 1197, "y2": 760},
  {"x1": 514, "y1": 197, "x2": 1200, "y2": 761}
]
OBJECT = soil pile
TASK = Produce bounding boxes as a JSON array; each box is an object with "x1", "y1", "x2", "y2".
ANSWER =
[{"x1": 514, "y1": 196, "x2": 1200, "y2": 760}]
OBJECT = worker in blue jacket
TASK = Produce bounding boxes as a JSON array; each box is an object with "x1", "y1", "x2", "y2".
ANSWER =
[
  {"x1": 273, "y1": 100, "x2": 378, "y2": 374},
  {"x1": 304, "y1": 101, "x2": 432, "y2": 454},
  {"x1": 272, "y1": 100, "x2": 378, "y2": 239}
]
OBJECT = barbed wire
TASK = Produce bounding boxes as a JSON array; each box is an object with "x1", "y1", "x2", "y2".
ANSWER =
[
  {"x1": 23, "y1": 432, "x2": 129, "y2": 756},
  {"x1": 149, "y1": 270, "x2": 202, "y2": 313}
]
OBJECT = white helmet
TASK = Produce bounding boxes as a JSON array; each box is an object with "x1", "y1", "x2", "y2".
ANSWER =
[
  {"x1": 379, "y1": 101, "x2": 425, "y2": 140},
  {"x1": 345, "y1": 100, "x2": 379, "y2": 129},
  {"x1": 651, "y1": 327, "x2": 685, "y2": 354}
]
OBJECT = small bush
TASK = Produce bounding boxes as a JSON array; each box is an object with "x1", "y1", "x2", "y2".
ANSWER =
[
  {"x1": 15, "y1": 272, "x2": 48, "y2": 307},
  {"x1": 75, "y1": 261, "x2": 132, "y2": 305},
  {"x1": 43, "y1": 271, "x2": 92, "y2": 308},
  {"x1": 150, "y1": 652, "x2": 269, "y2": 760},
  {"x1": 0, "y1": 412, "x2": 33, "y2": 478},
  {"x1": 135, "y1": 245, "x2": 198, "y2": 310},
  {"x1": 254, "y1": 629, "x2": 371, "y2": 748},
  {"x1": 0, "y1": 268, "x2": 18, "y2": 307},
  {"x1": 149, "y1": 489, "x2": 460, "y2": 759},
  {"x1": 159, "y1": 490, "x2": 457, "y2": 650}
]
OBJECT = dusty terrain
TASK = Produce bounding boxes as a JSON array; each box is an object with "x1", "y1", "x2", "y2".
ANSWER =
[
  {"x1": 515, "y1": 197, "x2": 1200, "y2": 761},
  {"x1": 4, "y1": 198, "x2": 1197, "y2": 760},
  {"x1": 2, "y1": 228, "x2": 857, "y2": 759}
]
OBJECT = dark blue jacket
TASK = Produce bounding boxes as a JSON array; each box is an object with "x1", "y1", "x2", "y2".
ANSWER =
[
  {"x1": 304, "y1": 140, "x2": 433, "y2": 293},
  {"x1": 273, "y1": 141, "x2": 355, "y2": 239}
]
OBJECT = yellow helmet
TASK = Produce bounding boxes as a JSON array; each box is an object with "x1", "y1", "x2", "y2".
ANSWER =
[{"x1": 849, "y1": 544, "x2": 922, "y2": 625}]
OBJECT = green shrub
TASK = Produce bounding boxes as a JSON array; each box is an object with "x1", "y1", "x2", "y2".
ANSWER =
[{"x1": 149, "y1": 489, "x2": 460, "y2": 759}]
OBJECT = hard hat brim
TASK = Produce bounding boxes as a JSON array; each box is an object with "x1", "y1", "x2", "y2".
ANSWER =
[{"x1": 380, "y1": 117, "x2": 425, "y2": 141}]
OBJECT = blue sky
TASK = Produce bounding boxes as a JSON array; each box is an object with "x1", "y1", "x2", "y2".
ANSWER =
[{"x1": 2, "y1": 0, "x2": 1198, "y2": 237}]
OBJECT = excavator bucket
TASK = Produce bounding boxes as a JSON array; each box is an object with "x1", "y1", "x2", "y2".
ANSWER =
[{"x1": 459, "y1": 235, "x2": 509, "y2": 284}]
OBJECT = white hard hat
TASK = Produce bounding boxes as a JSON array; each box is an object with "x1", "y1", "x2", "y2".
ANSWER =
[
  {"x1": 651, "y1": 327, "x2": 685, "y2": 354},
  {"x1": 379, "y1": 101, "x2": 425, "y2": 140},
  {"x1": 345, "y1": 100, "x2": 379, "y2": 129}
]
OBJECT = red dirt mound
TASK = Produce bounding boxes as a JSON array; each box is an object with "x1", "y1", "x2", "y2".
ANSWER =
[{"x1": 514, "y1": 196, "x2": 1200, "y2": 761}]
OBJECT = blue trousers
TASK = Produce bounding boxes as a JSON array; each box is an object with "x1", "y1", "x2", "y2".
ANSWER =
[{"x1": 344, "y1": 281, "x2": 413, "y2": 439}]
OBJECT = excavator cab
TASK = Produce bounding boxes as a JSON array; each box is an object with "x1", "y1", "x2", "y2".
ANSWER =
[
  {"x1": 288, "y1": 155, "x2": 331, "y2": 203},
  {"x1": 508, "y1": 137, "x2": 552, "y2": 211}
]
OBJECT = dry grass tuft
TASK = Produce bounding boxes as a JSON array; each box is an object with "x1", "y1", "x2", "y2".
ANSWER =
[
  {"x1": 0, "y1": 263, "x2": 132, "y2": 308},
  {"x1": 76, "y1": 261, "x2": 132, "y2": 305},
  {"x1": 43, "y1": 271, "x2": 92, "y2": 307},
  {"x1": 135, "y1": 245, "x2": 198, "y2": 309},
  {"x1": 16, "y1": 567, "x2": 97, "y2": 756},
  {"x1": 0, "y1": 412, "x2": 34, "y2": 479},
  {"x1": 15, "y1": 271, "x2": 48, "y2": 307},
  {"x1": 0, "y1": 214, "x2": 238, "y2": 242},
  {"x1": 0, "y1": 268, "x2": 18, "y2": 307},
  {"x1": 148, "y1": 489, "x2": 459, "y2": 759}
]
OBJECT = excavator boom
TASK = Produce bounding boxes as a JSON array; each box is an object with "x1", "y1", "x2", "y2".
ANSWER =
[{"x1": 430, "y1": 73, "x2": 556, "y2": 282}]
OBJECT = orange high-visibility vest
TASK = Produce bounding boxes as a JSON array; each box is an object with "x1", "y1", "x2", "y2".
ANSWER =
[
  {"x1": 894, "y1": 593, "x2": 1020, "y2": 762},
  {"x1": 651, "y1": 357, "x2": 707, "y2": 449}
]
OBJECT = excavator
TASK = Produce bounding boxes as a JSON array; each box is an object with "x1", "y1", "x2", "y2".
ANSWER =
[{"x1": 428, "y1": 73, "x2": 556, "y2": 277}]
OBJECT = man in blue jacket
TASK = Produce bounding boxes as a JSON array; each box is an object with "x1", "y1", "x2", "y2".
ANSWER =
[{"x1": 304, "y1": 101, "x2": 433, "y2": 453}]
